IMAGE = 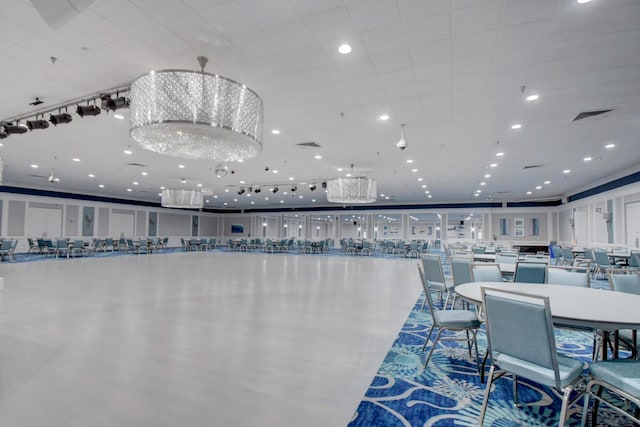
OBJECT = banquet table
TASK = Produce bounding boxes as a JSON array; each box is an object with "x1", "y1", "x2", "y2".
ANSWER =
[{"x1": 455, "y1": 282, "x2": 640, "y2": 359}]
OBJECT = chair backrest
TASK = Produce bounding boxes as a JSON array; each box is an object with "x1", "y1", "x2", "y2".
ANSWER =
[
  {"x1": 472, "y1": 247, "x2": 485, "y2": 254},
  {"x1": 472, "y1": 264, "x2": 502, "y2": 282},
  {"x1": 630, "y1": 252, "x2": 640, "y2": 268},
  {"x1": 609, "y1": 272, "x2": 640, "y2": 295},
  {"x1": 450, "y1": 257, "x2": 473, "y2": 286},
  {"x1": 421, "y1": 255, "x2": 447, "y2": 289},
  {"x1": 482, "y1": 287, "x2": 562, "y2": 390},
  {"x1": 496, "y1": 253, "x2": 518, "y2": 264},
  {"x1": 514, "y1": 262, "x2": 547, "y2": 284},
  {"x1": 0, "y1": 240, "x2": 11, "y2": 251},
  {"x1": 561, "y1": 248, "x2": 574, "y2": 261},
  {"x1": 545, "y1": 266, "x2": 590, "y2": 287},
  {"x1": 417, "y1": 265, "x2": 438, "y2": 324},
  {"x1": 524, "y1": 254, "x2": 550, "y2": 264},
  {"x1": 593, "y1": 249, "x2": 611, "y2": 267}
]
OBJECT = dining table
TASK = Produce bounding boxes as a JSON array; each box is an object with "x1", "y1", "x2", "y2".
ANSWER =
[{"x1": 455, "y1": 281, "x2": 640, "y2": 360}]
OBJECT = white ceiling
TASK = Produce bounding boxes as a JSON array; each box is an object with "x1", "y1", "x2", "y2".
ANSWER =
[{"x1": 1, "y1": 0, "x2": 639, "y2": 210}]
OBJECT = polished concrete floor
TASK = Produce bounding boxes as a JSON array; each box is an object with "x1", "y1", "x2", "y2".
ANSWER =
[{"x1": 0, "y1": 251, "x2": 419, "y2": 426}]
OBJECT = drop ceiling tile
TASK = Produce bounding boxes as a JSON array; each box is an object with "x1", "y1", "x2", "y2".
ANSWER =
[
  {"x1": 346, "y1": 0, "x2": 401, "y2": 33},
  {"x1": 452, "y1": 30, "x2": 496, "y2": 57},
  {"x1": 303, "y1": 65, "x2": 343, "y2": 86},
  {"x1": 359, "y1": 24, "x2": 406, "y2": 55},
  {"x1": 238, "y1": 0, "x2": 299, "y2": 27},
  {"x1": 402, "y1": 12, "x2": 451, "y2": 46},
  {"x1": 580, "y1": 29, "x2": 640, "y2": 58},
  {"x1": 451, "y1": 0, "x2": 502, "y2": 37},
  {"x1": 289, "y1": 0, "x2": 345, "y2": 17},
  {"x1": 396, "y1": 0, "x2": 450, "y2": 21},
  {"x1": 164, "y1": 14, "x2": 224, "y2": 47},
  {"x1": 413, "y1": 62, "x2": 451, "y2": 83},
  {"x1": 68, "y1": 10, "x2": 132, "y2": 44},
  {"x1": 135, "y1": 25, "x2": 192, "y2": 56},
  {"x1": 370, "y1": 49, "x2": 412, "y2": 74},
  {"x1": 18, "y1": 33, "x2": 79, "y2": 60},
  {"x1": 409, "y1": 39, "x2": 451, "y2": 66},
  {"x1": 264, "y1": 18, "x2": 316, "y2": 51},
  {"x1": 303, "y1": 7, "x2": 356, "y2": 42},
  {"x1": 92, "y1": 0, "x2": 159, "y2": 33},
  {"x1": 229, "y1": 30, "x2": 281, "y2": 59},
  {"x1": 495, "y1": 21, "x2": 546, "y2": 51},
  {"x1": 377, "y1": 68, "x2": 415, "y2": 89},
  {"x1": 347, "y1": 74, "x2": 382, "y2": 93},
  {"x1": 500, "y1": 0, "x2": 556, "y2": 27},
  {"x1": 334, "y1": 56, "x2": 376, "y2": 79},
  {"x1": 452, "y1": 54, "x2": 491, "y2": 77},
  {"x1": 181, "y1": 0, "x2": 229, "y2": 11},
  {"x1": 0, "y1": 16, "x2": 38, "y2": 43},
  {"x1": 130, "y1": 0, "x2": 193, "y2": 23},
  {"x1": 199, "y1": 1, "x2": 259, "y2": 38}
]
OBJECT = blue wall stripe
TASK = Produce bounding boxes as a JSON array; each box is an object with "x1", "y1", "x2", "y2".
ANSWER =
[{"x1": 567, "y1": 171, "x2": 640, "y2": 202}]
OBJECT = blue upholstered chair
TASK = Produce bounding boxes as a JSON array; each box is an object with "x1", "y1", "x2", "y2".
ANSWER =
[
  {"x1": 514, "y1": 262, "x2": 547, "y2": 284},
  {"x1": 546, "y1": 266, "x2": 590, "y2": 287},
  {"x1": 479, "y1": 287, "x2": 586, "y2": 426},
  {"x1": 583, "y1": 359, "x2": 640, "y2": 426},
  {"x1": 417, "y1": 265, "x2": 481, "y2": 371},
  {"x1": 472, "y1": 264, "x2": 502, "y2": 283},
  {"x1": 421, "y1": 255, "x2": 455, "y2": 310}
]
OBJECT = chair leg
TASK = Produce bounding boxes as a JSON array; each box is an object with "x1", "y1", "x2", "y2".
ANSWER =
[
  {"x1": 581, "y1": 390, "x2": 590, "y2": 427},
  {"x1": 423, "y1": 329, "x2": 443, "y2": 368},
  {"x1": 590, "y1": 385, "x2": 603, "y2": 427},
  {"x1": 558, "y1": 385, "x2": 574, "y2": 427},
  {"x1": 479, "y1": 365, "x2": 496, "y2": 426},
  {"x1": 513, "y1": 375, "x2": 519, "y2": 406},
  {"x1": 422, "y1": 324, "x2": 435, "y2": 351}
]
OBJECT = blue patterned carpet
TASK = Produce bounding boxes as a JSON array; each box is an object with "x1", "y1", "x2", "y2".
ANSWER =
[{"x1": 348, "y1": 288, "x2": 634, "y2": 427}]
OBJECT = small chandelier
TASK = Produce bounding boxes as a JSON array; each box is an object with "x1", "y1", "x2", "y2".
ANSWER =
[
  {"x1": 326, "y1": 164, "x2": 377, "y2": 204},
  {"x1": 129, "y1": 56, "x2": 263, "y2": 162},
  {"x1": 161, "y1": 189, "x2": 203, "y2": 209}
]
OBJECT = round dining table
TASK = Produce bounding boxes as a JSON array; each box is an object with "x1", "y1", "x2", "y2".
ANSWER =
[{"x1": 455, "y1": 282, "x2": 640, "y2": 332}]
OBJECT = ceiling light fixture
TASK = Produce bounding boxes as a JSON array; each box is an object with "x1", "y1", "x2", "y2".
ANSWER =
[
  {"x1": 3, "y1": 122, "x2": 28, "y2": 134},
  {"x1": 113, "y1": 114, "x2": 124, "y2": 120},
  {"x1": 49, "y1": 112, "x2": 73, "y2": 126},
  {"x1": 605, "y1": 143, "x2": 616, "y2": 149},
  {"x1": 525, "y1": 94, "x2": 539, "y2": 102},
  {"x1": 338, "y1": 43, "x2": 352, "y2": 54},
  {"x1": 583, "y1": 157, "x2": 592, "y2": 162},
  {"x1": 511, "y1": 123, "x2": 522, "y2": 129},
  {"x1": 76, "y1": 104, "x2": 101, "y2": 117},
  {"x1": 326, "y1": 164, "x2": 377, "y2": 204},
  {"x1": 379, "y1": 114, "x2": 389, "y2": 121},
  {"x1": 271, "y1": 129, "x2": 280, "y2": 135},
  {"x1": 129, "y1": 56, "x2": 263, "y2": 162},
  {"x1": 161, "y1": 189, "x2": 203, "y2": 208},
  {"x1": 396, "y1": 123, "x2": 407, "y2": 151},
  {"x1": 26, "y1": 118, "x2": 49, "y2": 130},
  {"x1": 563, "y1": 169, "x2": 571, "y2": 174}
]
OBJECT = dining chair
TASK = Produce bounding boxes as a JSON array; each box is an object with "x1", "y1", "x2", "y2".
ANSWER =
[
  {"x1": 479, "y1": 287, "x2": 586, "y2": 427},
  {"x1": 421, "y1": 255, "x2": 455, "y2": 310},
  {"x1": 546, "y1": 266, "x2": 591, "y2": 287},
  {"x1": 417, "y1": 265, "x2": 481, "y2": 371},
  {"x1": 582, "y1": 359, "x2": 640, "y2": 427},
  {"x1": 513, "y1": 262, "x2": 547, "y2": 284},
  {"x1": 592, "y1": 249, "x2": 613, "y2": 279},
  {"x1": 472, "y1": 263, "x2": 503, "y2": 283},
  {"x1": 608, "y1": 270, "x2": 640, "y2": 295},
  {"x1": 450, "y1": 257, "x2": 474, "y2": 308}
]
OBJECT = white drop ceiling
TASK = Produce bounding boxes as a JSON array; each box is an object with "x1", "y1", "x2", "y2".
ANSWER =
[{"x1": 1, "y1": 0, "x2": 639, "y2": 210}]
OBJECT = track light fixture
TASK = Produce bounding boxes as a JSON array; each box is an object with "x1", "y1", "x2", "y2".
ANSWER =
[
  {"x1": 309, "y1": 184, "x2": 317, "y2": 191},
  {"x1": 238, "y1": 188, "x2": 245, "y2": 195},
  {"x1": 104, "y1": 96, "x2": 129, "y2": 111},
  {"x1": 26, "y1": 119, "x2": 49, "y2": 130},
  {"x1": 49, "y1": 112, "x2": 73, "y2": 126},
  {"x1": 321, "y1": 182, "x2": 327, "y2": 189},
  {"x1": 76, "y1": 104, "x2": 101, "y2": 117},
  {"x1": 0, "y1": 126, "x2": 7, "y2": 139},
  {"x1": 254, "y1": 187, "x2": 261, "y2": 193},
  {"x1": 247, "y1": 187, "x2": 253, "y2": 193},
  {"x1": 272, "y1": 187, "x2": 279, "y2": 194},
  {"x1": 3, "y1": 122, "x2": 28, "y2": 134},
  {"x1": 291, "y1": 186, "x2": 297, "y2": 192}
]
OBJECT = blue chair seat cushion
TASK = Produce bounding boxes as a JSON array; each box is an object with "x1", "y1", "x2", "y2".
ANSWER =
[
  {"x1": 434, "y1": 310, "x2": 481, "y2": 329},
  {"x1": 589, "y1": 359, "x2": 640, "y2": 397},
  {"x1": 495, "y1": 353, "x2": 585, "y2": 389}
]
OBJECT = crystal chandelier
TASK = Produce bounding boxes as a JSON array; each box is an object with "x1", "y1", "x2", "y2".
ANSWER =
[
  {"x1": 129, "y1": 56, "x2": 263, "y2": 162},
  {"x1": 161, "y1": 189, "x2": 203, "y2": 209},
  {"x1": 326, "y1": 165, "x2": 377, "y2": 204}
]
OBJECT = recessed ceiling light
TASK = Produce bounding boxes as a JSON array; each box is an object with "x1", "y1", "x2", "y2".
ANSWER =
[
  {"x1": 312, "y1": 199, "x2": 316, "y2": 202},
  {"x1": 421, "y1": 184, "x2": 427, "y2": 188},
  {"x1": 411, "y1": 168, "x2": 418, "y2": 172},
  {"x1": 298, "y1": 195, "x2": 303, "y2": 199},
  {"x1": 536, "y1": 185, "x2": 542, "y2": 190},
  {"x1": 240, "y1": 181, "x2": 245, "y2": 184},
  {"x1": 178, "y1": 164, "x2": 185, "y2": 168},
  {"x1": 289, "y1": 177, "x2": 294, "y2": 180},
  {"x1": 72, "y1": 158, "x2": 80, "y2": 162},
  {"x1": 141, "y1": 171, "x2": 148, "y2": 176},
  {"x1": 583, "y1": 157, "x2": 592, "y2": 162},
  {"x1": 511, "y1": 123, "x2": 522, "y2": 130},
  {"x1": 205, "y1": 199, "x2": 209, "y2": 203},
  {"x1": 385, "y1": 196, "x2": 390, "y2": 200},
  {"x1": 88, "y1": 173, "x2": 95, "y2": 178},
  {"x1": 181, "y1": 179, "x2": 186, "y2": 184},
  {"x1": 379, "y1": 114, "x2": 389, "y2": 121},
  {"x1": 271, "y1": 129, "x2": 280, "y2": 135},
  {"x1": 425, "y1": 190, "x2": 430, "y2": 194},
  {"x1": 406, "y1": 159, "x2": 414, "y2": 163},
  {"x1": 427, "y1": 195, "x2": 432, "y2": 199},
  {"x1": 214, "y1": 195, "x2": 218, "y2": 199},
  {"x1": 197, "y1": 183, "x2": 203, "y2": 187},
  {"x1": 283, "y1": 191, "x2": 288, "y2": 195},
  {"x1": 346, "y1": 173, "x2": 352, "y2": 177},
  {"x1": 490, "y1": 163, "x2": 497, "y2": 168},
  {"x1": 474, "y1": 193, "x2": 479, "y2": 197},
  {"x1": 251, "y1": 201, "x2": 254, "y2": 205},
  {"x1": 133, "y1": 181, "x2": 138, "y2": 185},
  {"x1": 417, "y1": 178, "x2": 423, "y2": 181},
  {"x1": 272, "y1": 169, "x2": 278, "y2": 174},
  {"x1": 99, "y1": 184, "x2": 105, "y2": 188},
  {"x1": 496, "y1": 152, "x2": 504, "y2": 157},
  {"x1": 280, "y1": 200, "x2": 284, "y2": 203},
  {"x1": 563, "y1": 169, "x2": 571, "y2": 174},
  {"x1": 127, "y1": 188, "x2": 132, "y2": 192},
  {"x1": 526, "y1": 191, "x2": 532, "y2": 195},
  {"x1": 338, "y1": 43, "x2": 352, "y2": 54},
  {"x1": 476, "y1": 190, "x2": 482, "y2": 193},
  {"x1": 577, "y1": 0, "x2": 591, "y2": 3},
  {"x1": 113, "y1": 114, "x2": 124, "y2": 120},
  {"x1": 124, "y1": 149, "x2": 132, "y2": 155},
  {"x1": 159, "y1": 193, "x2": 163, "y2": 197},
  {"x1": 314, "y1": 155, "x2": 322, "y2": 159},
  {"x1": 544, "y1": 180, "x2": 551, "y2": 184},
  {"x1": 225, "y1": 189, "x2": 229, "y2": 192},
  {"x1": 480, "y1": 182, "x2": 486, "y2": 186},
  {"x1": 237, "y1": 159, "x2": 243, "y2": 163},
  {"x1": 224, "y1": 202, "x2": 228, "y2": 206},
  {"x1": 234, "y1": 198, "x2": 238, "y2": 202},
  {"x1": 380, "y1": 194, "x2": 385, "y2": 197},
  {"x1": 31, "y1": 164, "x2": 38, "y2": 168},
  {"x1": 525, "y1": 94, "x2": 539, "y2": 102},
  {"x1": 485, "y1": 174, "x2": 491, "y2": 178},
  {"x1": 605, "y1": 143, "x2": 616, "y2": 149},
  {"x1": 337, "y1": 168, "x2": 343, "y2": 172},
  {"x1": 264, "y1": 197, "x2": 269, "y2": 200}
]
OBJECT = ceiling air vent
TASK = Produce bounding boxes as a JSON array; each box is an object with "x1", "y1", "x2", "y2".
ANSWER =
[
  {"x1": 572, "y1": 109, "x2": 614, "y2": 122},
  {"x1": 127, "y1": 163, "x2": 148, "y2": 167},
  {"x1": 296, "y1": 142, "x2": 322, "y2": 148},
  {"x1": 523, "y1": 164, "x2": 544, "y2": 170}
]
